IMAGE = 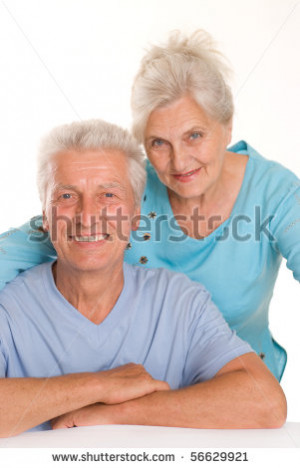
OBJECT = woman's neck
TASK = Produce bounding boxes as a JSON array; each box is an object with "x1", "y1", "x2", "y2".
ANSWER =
[{"x1": 52, "y1": 261, "x2": 124, "y2": 324}]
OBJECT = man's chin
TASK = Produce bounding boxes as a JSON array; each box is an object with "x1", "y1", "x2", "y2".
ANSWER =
[{"x1": 55, "y1": 253, "x2": 123, "y2": 276}]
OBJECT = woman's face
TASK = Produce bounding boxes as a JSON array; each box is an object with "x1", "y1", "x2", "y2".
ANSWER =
[{"x1": 144, "y1": 95, "x2": 232, "y2": 202}]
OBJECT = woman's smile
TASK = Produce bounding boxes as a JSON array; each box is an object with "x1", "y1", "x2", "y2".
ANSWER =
[{"x1": 172, "y1": 166, "x2": 202, "y2": 182}]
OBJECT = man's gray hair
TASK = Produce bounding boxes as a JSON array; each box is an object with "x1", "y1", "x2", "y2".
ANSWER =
[
  {"x1": 131, "y1": 30, "x2": 234, "y2": 143},
  {"x1": 37, "y1": 119, "x2": 146, "y2": 207}
]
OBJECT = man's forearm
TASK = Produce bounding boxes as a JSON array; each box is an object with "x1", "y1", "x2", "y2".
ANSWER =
[
  {"x1": 56, "y1": 354, "x2": 286, "y2": 430},
  {"x1": 0, "y1": 373, "x2": 102, "y2": 437},
  {"x1": 117, "y1": 369, "x2": 285, "y2": 429},
  {"x1": 0, "y1": 363, "x2": 169, "y2": 437}
]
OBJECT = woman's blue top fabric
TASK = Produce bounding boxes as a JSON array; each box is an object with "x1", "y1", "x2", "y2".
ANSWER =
[{"x1": 0, "y1": 141, "x2": 299, "y2": 380}]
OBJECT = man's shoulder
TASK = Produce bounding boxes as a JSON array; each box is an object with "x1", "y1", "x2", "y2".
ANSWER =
[
  {"x1": 125, "y1": 263, "x2": 210, "y2": 300},
  {"x1": 0, "y1": 262, "x2": 52, "y2": 305},
  {"x1": 124, "y1": 264, "x2": 227, "y2": 349}
]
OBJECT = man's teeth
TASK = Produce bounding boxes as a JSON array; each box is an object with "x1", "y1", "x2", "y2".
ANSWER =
[{"x1": 74, "y1": 235, "x2": 108, "y2": 242}]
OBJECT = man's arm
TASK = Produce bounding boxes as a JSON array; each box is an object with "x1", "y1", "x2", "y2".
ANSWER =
[
  {"x1": 0, "y1": 363, "x2": 169, "y2": 437},
  {"x1": 52, "y1": 353, "x2": 287, "y2": 430}
]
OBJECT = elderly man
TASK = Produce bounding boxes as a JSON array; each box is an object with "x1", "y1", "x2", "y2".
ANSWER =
[{"x1": 0, "y1": 120, "x2": 286, "y2": 437}]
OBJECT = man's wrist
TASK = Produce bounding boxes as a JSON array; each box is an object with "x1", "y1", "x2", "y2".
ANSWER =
[{"x1": 115, "y1": 392, "x2": 157, "y2": 426}]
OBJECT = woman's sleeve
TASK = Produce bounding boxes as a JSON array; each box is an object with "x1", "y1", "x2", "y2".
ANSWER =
[
  {"x1": 270, "y1": 180, "x2": 300, "y2": 282},
  {"x1": 0, "y1": 215, "x2": 56, "y2": 290}
]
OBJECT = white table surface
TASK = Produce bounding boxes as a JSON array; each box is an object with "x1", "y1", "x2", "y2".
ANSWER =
[{"x1": 0, "y1": 422, "x2": 300, "y2": 448}]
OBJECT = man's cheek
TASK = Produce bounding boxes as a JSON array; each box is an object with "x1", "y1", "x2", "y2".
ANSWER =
[{"x1": 49, "y1": 220, "x2": 72, "y2": 243}]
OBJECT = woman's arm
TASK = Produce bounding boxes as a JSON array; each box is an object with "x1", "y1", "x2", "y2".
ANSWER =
[
  {"x1": 0, "y1": 216, "x2": 56, "y2": 290},
  {"x1": 269, "y1": 176, "x2": 300, "y2": 281}
]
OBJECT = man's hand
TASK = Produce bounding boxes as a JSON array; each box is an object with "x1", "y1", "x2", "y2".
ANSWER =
[
  {"x1": 96, "y1": 363, "x2": 170, "y2": 405},
  {"x1": 0, "y1": 363, "x2": 169, "y2": 437},
  {"x1": 52, "y1": 364, "x2": 170, "y2": 430},
  {"x1": 51, "y1": 403, "x2": 116, "y2": 429},
  {"x1": 53, "y1": 354, "x2": 287, "y2": 431}
]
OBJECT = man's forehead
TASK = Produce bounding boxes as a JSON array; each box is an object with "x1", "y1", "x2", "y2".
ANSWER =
[
  {"x1": 50, "y1": 148, "x2": 129, "y2": 176},
  {"x1": 53, "y1": 148, "x2": 127, "y2": 165},
  {"x1": 48, "y1": 149, "x2": 131, "y2": 191}
]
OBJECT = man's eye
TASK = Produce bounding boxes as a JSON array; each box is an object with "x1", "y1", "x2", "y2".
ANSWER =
[
  {"x1": 104, "y1": 193, "x2": 115, "y2": 198},
  {"x1": 190, "y1": 132, "x2": 202, "y2": 140},
  {"x1": 61, "y1": 193, "x2": 72, "y2": 199}
]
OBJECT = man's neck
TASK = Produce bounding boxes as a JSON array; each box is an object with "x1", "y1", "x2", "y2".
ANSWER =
[{"x1": 52, "y1": 261, "x2": 124, "y2": 325}]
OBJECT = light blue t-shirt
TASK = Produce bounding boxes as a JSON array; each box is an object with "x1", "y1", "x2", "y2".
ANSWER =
[
  {"x1": 0, "y1": 141, "x2": 299, "y2": 380},
  {"x1": 0, "y1": 262, "x2": 251, "y2": 431}
]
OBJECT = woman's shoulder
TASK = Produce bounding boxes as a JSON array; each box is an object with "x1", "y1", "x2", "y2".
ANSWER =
[
  {"x1": 231, "y1": 140, "x2": 298, "y2": 180},
  {"x1": 231, "y1": 141, "x2": 300, "y2": 203}
]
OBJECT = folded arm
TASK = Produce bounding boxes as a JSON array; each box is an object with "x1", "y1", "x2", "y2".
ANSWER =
[
  {"x1": 52, "y1": 353, "x2": 287, "y2": 430},
  {"x1": 0, "y1": 363, "x2": 169, "y2": 437}
]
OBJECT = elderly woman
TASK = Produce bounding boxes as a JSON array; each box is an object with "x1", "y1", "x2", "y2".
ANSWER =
[{"x1": 0, "y1": 31, "x2": 299, "y2": 382}]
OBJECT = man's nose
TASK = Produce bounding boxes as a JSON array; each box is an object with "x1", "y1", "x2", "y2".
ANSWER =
[{"x1": 76, "y1": 197, "x2": 99, "y2": 229}]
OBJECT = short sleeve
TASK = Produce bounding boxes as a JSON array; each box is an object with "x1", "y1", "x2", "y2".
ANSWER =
[
  {"x1": 0, "y1": 216, "x2": 56, "y2": 290},
  {"x1": 182, "y1": 292, "x2": 253, "y2": 385},
  {"x1": 270, "y1": 180, "x2": 300, "y2": 282},
  {"x1": 0, "y1": 344, "x2": 6, "y2": 377},
  {"x1": 0, "y1": 307, "x2": 8, "y2": 377}
]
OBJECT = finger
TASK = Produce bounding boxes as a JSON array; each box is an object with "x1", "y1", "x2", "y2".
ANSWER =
[
  {"x1": 153, "y1": 380, "x2": 170, "y2": 391},
  {"x1": 51, "y1": 418, "x2": 64, "y2": 429},
  {"x1": 51, "y1": 415, "x2": 75, "y2": 429}
]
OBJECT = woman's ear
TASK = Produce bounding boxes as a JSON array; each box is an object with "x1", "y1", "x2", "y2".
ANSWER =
[{"x1": 226, "y1": 118, "x2": 233, "y2": 145}]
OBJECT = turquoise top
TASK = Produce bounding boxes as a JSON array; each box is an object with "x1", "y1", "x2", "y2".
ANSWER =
[
  {"x1": 0, "y1": 141, "x2": 299, "y2": 380},
  {"x1": 125, "y1": 141, "x2": 300, "y2": 380}
]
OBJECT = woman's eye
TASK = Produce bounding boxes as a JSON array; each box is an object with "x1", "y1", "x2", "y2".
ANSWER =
[{"x1": 152, "y1": 138, "x2": 165, "y2": 147}]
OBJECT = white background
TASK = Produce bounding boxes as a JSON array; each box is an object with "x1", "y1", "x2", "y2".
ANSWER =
[{"x1": 0, "y1": 0, "x2": 299, "y2": 420}]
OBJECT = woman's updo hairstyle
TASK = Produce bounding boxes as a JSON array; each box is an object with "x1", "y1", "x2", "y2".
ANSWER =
[{"x1": 131, "y1": 30, "x2": 234, "y2": 143}]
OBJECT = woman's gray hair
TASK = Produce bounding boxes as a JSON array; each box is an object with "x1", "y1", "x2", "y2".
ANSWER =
[
  {"x1": 131, "y1": 30, "x2": 234, "y2": 143},
  {"x1": 37, "y1": 119, "x2": 146, "y2": 208}
]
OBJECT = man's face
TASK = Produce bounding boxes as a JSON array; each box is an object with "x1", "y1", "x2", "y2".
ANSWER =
[{"x1": 43, "y1": 149, "x2": 139, "y2": 274}]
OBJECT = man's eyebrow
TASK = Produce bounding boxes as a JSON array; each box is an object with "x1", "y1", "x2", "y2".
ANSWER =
[
  {"x1": 98, "y1": 183, "x2": 125, "y2": 190},
  {"x1": 53, "y1": 183, "x2": 126, "y2": 191},
  {"x1": 53, "y1": 184, "x2": 78, "y2": 191}
]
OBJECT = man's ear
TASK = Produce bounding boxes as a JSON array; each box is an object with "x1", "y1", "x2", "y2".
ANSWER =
[
  {"x1": 42, "y1": 210, "x2": 49, "y2": 232},
  {"x1": 131, "y1": 206, "x2": 141, "y2": 232}
]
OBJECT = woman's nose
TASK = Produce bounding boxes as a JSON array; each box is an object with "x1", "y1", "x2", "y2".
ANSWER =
[{"x1": 171, "y1": 143, "x2": 190, "y2": 172}]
